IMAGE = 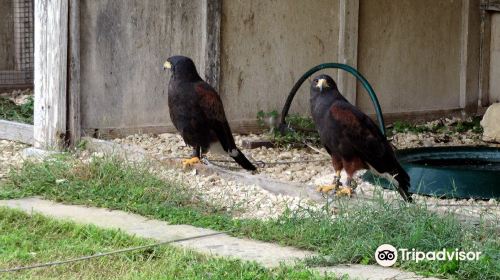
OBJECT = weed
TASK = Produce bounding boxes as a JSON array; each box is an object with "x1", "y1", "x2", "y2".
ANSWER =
[
  {"x1": 257, "y1": 110, "x2": 280, "y2": 128},
  {"x1": 0, "y1": 95, "x2": 34, "y2": 124}
]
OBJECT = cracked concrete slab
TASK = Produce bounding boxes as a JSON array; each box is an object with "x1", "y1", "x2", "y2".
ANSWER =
[{"x1": 0, "y1": 197, "x2": 311, "y2": 267}]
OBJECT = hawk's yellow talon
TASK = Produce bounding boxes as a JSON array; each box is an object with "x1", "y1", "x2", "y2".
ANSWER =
[
  {"x1": 336, "y1": 187, "x2": 353, "y2": 197},
  {"x1": 316, "y1": 184, "x2": 339, "y2": 193},
  {"x1": 182, "y1": 157, "x2": 200, "y2": 168}
]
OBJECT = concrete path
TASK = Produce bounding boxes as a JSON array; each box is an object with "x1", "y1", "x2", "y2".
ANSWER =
[{"x1": 0, "y1": 198, "x2": 441, "y2": 280}]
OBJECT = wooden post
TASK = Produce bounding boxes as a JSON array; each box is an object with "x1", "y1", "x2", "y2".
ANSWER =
[
  {"x1": 478, "y1": 0, "x2": 500, "y2": 107},
  {"x1": 460, "y1": 0, "x2": 481, "y2": 114},
  {"x1": 67, "y1": 0, "x2": 80, "y2": 146},
  {"x1": 481, "y1": 0, "x2": 500, "y2": 11},
  {"x1": 34, "y1": 0, "x2": 68, "y2": 150},
  {"x1": 337, "y1": 0, "x2": 359, "y2": 104},
  {"x1": 479, "y1": 5, "x2": 492, "y2": 107},
  {"x1": 202, "y1": 0, "x2": 221, "y2": 91}
]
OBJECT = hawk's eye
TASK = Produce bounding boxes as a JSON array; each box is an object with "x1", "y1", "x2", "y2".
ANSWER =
[{"x1": 313, "y1": 79, "x2": 318, "y2": 83}]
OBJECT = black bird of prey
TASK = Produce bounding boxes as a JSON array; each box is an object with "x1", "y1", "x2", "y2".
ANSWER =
[
  {"x1": 163, "y1": 55, "x2": 256, "y2": 171},
  {"x1": 310, "y1": 74, "x2": 412, "y2": 202}
]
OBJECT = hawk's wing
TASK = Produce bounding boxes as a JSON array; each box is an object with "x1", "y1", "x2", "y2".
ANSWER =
[
  {"x1": 194, "y1": 82, "x2": 235, "y2": 151},
  {"x1": 328, "y1": 102, "x2": 398, "y2": 174}
]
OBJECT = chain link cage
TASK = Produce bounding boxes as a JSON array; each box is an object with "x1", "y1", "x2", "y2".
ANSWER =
[{"x1": 0, "y1": 0, "x2": 34, "y2": 89}]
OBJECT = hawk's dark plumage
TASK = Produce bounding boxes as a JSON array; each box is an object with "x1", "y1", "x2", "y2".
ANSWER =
[
  {"x1": 164, "y1": 55, "x2": 256, "y2": 171},
  {"x1": 310, "y1": 74, "x2": 412, "y2": 202}
]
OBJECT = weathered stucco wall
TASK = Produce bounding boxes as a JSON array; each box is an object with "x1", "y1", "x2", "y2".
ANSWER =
[
  {"x1": 220, "y1": 0, "x2": 340, "y2": 122},
  {"x1": 0, "y1": 0, "x2": 14, "y2": 71},
  {"x1": 357, "y1": 0, "x2": 463, "y2": 114},
  {"x1": 80, "y1": 0, "x2": 203, "y2": 133},
  {"x1": 77, "y1": 0, "x2": 485, "y2": 136},
  {"x1": 490, "y1": 13, "x2": 500, "y2": 104}
]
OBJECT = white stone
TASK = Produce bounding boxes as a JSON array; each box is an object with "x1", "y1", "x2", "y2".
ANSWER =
[
  {"x1": 22, "y1": 147, "x2": 60, "y2": 159},
  {"x1": 481, "y1": 103, "x2": 500, "y2": 143}
]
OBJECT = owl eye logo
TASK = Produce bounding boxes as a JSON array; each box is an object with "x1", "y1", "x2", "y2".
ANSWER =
[
  {"x1": 375, "y1": 244, "x2": 398, "y2": 267},
  {"x1": 377, "y1": 250, "x2": 395, "y2": 261}
]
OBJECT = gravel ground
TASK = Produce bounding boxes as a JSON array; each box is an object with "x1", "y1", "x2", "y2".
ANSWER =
[
  {"x1": 390, "y1": 118, "x2": 499, "y2": 148},
  {"x1": 113, "y1": 118, "x2": 500, "y2": 221},
  {"x1": 0, "y1": 140, "x2": 28, "y2": 181},
  {"x1": 154, "y1": 168, "x2": 321, "y2": 220},
  {"x1": 0, "y1": 88, "x2": 33, "y2": 105},
  {"x1": 112, "y1": 133, "x2": 325, "y2": 219},
  {"x1": 1, "y1": 116, "x2": 498, "y2": 221}
]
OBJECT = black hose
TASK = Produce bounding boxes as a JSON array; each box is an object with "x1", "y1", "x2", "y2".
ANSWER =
[{"x1": 279, "y1": 63, "x2": 386, "y2": 137}]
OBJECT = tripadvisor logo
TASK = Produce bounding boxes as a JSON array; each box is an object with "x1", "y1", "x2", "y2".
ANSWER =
[
  {"x1": 375, "y1": 244, "x2": 482, "y2": 267},
  {"x1": 375, "y1": 244, "x2": 398, "y2": 267}
]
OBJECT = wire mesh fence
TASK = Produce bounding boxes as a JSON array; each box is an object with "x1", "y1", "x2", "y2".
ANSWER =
[{"x1": 0, "y1": 0, "x2": 34, "y2": 88}]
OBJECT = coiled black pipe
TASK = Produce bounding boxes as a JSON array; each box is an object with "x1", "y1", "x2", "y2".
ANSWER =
[{"x1": 279, "y1": 63, "x2": 386, "y2": 136}]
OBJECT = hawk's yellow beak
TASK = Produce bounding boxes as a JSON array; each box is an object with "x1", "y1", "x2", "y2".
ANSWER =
[
  {"x1": 317, "y1": 78, "x2": 329, "y2": 92},
  {"x1": 163, "y1": 61, "x2": 172, "y2": 70}
]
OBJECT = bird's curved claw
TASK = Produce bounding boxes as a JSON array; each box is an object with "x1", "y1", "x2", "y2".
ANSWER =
[
  {"x1": 316, "y1": 184, "x2": 340, "y2": 199},
  {"x1": 182, "y1": 157, "x2": 200, "y2": 168},
  {"x1": 316, "y1": 184, "x2": 354, "y2": 198},
  {"x1": 336, "y1": 187, "x2": 353, "y2": 197},
  {"x1": 316, "y1": 185, "x2": 336, "y2": 193}
]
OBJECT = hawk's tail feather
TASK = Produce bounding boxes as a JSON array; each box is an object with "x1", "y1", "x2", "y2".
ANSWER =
[
  {"x1": 231, "y1": 149, "x2": 257, "y2": 171},
  {"x1": 394, "y1": 166, "x2": 413, "y2": 203}
]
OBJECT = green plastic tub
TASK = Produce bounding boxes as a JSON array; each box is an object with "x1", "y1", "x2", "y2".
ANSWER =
[{"x1": 362, "y1": 146, "x2": 500, "y2": 199}]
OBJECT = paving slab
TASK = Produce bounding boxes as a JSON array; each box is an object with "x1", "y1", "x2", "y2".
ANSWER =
[
  {"x1": 0, "y1": 198, "x2": 442, "y2": 279},
  {"x1": 0, "y1": 197, "x2": 311, "y2": 267}
]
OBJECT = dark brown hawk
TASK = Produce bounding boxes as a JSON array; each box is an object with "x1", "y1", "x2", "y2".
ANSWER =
[
  {"x1": 163, "y1": 55, "x2": 256, "y2": 171},
  {"x1": 310, "y1": 74, "x2": 412, "y2": 202}
]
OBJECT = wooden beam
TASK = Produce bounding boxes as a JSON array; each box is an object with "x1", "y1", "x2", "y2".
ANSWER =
[
  {"x1": 337, "y1": 0, "x2": 359, "y2": 104},
  {"x1": 481, "y1": 0, "x2": 500, "y2": 11},
  {"x1": 201, "y1": 0, "x2": 221, "y2": 91},
  {"x1": 479, "y1": 4, "x2": 492, "y2": 107},
  {"x1": 81, "y1": 106, "x2": 475, "y2": 139},
  {"x1": 459, "y1": 0, "x2": 481, "y2": 114},
  {"x1": 0, "y1": 120, "x2": 34, "y2": 145},
  {"x1": 33, "y1": 0, "x2": 68, "y2": 150},
  {"x1": 67, "y1": 0, "x2": 80, "y2": 147}
]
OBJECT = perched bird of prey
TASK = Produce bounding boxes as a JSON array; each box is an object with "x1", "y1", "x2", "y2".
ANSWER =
[
  {"x1": 163, "y1": 55, "x2": 256, "y2": 171},
  {"x1": 310, "y1": 74, "x2": 412, "y2": 202}
]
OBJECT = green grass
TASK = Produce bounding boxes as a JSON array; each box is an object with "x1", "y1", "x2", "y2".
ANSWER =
[
  {"x1": 0, "y1": 207, "x2": 333, "y2": 279},
  {"x1": 389, "y1": 117, "x2": 483, "y2": 136},
  {"x1": 1, "y1": 155, "x2": 499, "y2": 279},
  {"x1": 0, "y1": 95, "x2": 34, "y2": 124}
]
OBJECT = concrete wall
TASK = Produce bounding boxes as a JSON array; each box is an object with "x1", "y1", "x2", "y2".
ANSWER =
[
  {"x1": 80, "y1": 0, "x2": 204, "y2": 132},
  {"x1": 357, "y1": 0, "x2": 463, "y2": 114},
  {"x1": 0, "y1": 0, "x2": 14, "y2": 71},
  {"x1": 490, "y1": 13, "x2": 500, "y2": 103},
  {"x1": 220, "y1": 0, "x2": 340, "y2": 122}
]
